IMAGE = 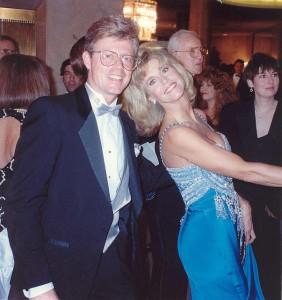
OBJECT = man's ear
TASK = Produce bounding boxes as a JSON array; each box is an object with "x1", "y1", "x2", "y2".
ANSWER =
[
  {"x1": 82, "y1": 51, "x2": 91, "y2": 71},
  {"x1": 246, "y1": 79, "x2": 254, "y2": 88}
]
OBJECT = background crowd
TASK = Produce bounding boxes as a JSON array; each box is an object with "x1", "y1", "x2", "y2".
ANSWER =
[{"x1": 0, "y1": 12, "x2": 281, "y2": 300}]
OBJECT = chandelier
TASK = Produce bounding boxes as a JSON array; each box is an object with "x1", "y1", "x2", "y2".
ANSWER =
[
  {"x1": 123, "y1": 0, "x2": 157, "y2": 41},
  {"x1": 217, "y1": 0, "x2": 282, "y2": 8}
]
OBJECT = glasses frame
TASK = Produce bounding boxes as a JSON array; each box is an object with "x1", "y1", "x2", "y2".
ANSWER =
[
  {"x1": 91, "y1": 50, "x2": 139, "y2": 71},
  {"x1": 0, "y1": 48, "x2": 17, "y2": 55},
  {"x1": 173, "y1": 47, "x2": 208, "y2": 58}
]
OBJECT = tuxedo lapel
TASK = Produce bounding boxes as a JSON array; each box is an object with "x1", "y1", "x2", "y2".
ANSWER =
[
  {"x1": 76, "y1": 86, "x2": 110, "y2": 201},
  {"x1": 119, "y1": 111, "x2": 142, "y2": 216}
]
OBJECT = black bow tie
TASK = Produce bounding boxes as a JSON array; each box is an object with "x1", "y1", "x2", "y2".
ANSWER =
[{"x1": 95, "y1": 104, "x2": 121, "y2": 116}]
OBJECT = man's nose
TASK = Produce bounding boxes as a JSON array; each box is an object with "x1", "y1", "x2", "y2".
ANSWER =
[{"x1": 114, "y1": 56, "x2": 123, "y2": 68}]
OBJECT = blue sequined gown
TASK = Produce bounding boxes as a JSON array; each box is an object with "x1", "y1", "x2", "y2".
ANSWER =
[{"x1": 160, "y1": 123, "x2": 265, "y2": 300}]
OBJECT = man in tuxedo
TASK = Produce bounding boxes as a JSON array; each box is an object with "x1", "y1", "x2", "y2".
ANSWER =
[
  {"x1": 232, "y1": 58, "x2": 244, "y2": 88},
  {"x1": 6, "y1": 15, "x2": 168, "y2": 300}
]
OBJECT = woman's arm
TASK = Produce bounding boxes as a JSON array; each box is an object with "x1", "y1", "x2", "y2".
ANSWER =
[{"x1": 165, "y1": 126, "x2": 282, "y2": 187}]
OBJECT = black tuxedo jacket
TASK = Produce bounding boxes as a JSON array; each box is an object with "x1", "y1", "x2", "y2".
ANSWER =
[{"x1": 6, "y1": 86, "x2": 146, "y2": 299}]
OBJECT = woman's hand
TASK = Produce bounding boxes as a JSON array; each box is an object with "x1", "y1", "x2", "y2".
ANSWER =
[{"x1": 239, "y1": 195, "x2": 256, "y2": 244}]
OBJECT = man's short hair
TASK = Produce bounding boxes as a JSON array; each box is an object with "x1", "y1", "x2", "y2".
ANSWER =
[
  {"x1": 84, "y1": 15, "x2": 139, "y2": 55},
  {"x1": 167, "y1": 30, "x2": 199, "y2": 53},
  {"x1": 0, "y1": 35, "x2": 19, "y2": 53},
  {"x1": 233, "y1": 59, "x2": 244, "y2": 65},
  {"x1": 60, "y1": 59, "x2": 71, "y2": 76}
]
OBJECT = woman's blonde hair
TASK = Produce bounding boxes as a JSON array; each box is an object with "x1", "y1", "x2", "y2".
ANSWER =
[{"x1": 123, "y1": 48, "x2": 195, "y2": 136}]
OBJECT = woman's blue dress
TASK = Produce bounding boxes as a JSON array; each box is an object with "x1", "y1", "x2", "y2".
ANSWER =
[{"x1": 160, "y1": 124, "x2": 265, "y2": 300}]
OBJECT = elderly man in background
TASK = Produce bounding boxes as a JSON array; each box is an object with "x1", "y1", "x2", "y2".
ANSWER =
[{"x1": 168, "y1": 29, "x2": 206, "y2": 76}]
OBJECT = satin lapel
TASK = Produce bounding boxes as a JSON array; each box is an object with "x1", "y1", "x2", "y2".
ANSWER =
[
  {"x1": 77, "y1": 87, "x2": 110, "y2": 201},
  {"x1": 119, "y1": 111, "x2": 142, "y2": 216}
]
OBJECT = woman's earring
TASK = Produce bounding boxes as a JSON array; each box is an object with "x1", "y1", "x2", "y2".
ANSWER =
[
  {"x1": 151, "y1": 99, "x2": 156, "y2": 104},
  {"x1": 250, "y1": 87, "x2": 254, "y2": 93}
]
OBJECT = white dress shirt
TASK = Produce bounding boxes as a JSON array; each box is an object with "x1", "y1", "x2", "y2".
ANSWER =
[
  {"x1": 86, "y1": 82, "x2": 126, "y2": 201},
  {"x1": 233, "y1": 73, "x2": 241, "y2": 88}
]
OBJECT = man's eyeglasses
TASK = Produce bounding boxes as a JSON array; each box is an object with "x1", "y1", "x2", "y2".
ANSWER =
[
  {"x1": 91, "y1": 50, "x2": 139, "y2": 71},
  {"x1": 173, "y1": 47, "x2": 208, "y2": 58},
  {"x1": 0, "y1": 49, "x2": 17, "y2": 55}
]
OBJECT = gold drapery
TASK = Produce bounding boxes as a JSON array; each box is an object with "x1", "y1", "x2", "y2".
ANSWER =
[{"x1": 0, "y1": 8, "x2": 35, "y2": 56}]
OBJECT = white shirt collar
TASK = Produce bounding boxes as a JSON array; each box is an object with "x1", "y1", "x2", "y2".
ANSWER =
[{"x1": 85, "y1": 82, "x2": 118, "y2": 111}]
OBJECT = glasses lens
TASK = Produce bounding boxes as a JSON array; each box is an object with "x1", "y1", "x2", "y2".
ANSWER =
[
  {"x1": 99, "y1": 50, "x2": 137, "y2": 71},
  {"x1": 100, "y1": 50, "x2": 117, "y2": 66},
  {"x1": 0, "y1": 49, "x2": 16, "y2": 55},
  {"x1": 200, "y1": 48, "x2": 208, "y2": 56},
  {"x1": 121, "y1": 55, "x2": 137, "y2": 71},
  {"x1": 189, "y1": 47, "x2": 208, "y2": 58}
]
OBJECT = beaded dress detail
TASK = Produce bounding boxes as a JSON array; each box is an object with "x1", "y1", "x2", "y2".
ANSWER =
[
  {"x1": 159, "y1": 122, "x2": 245, "y2": 261},
  {"x1": 0, "y1": 108, "x2": 26, "y2": 300},
  {"x1": 0, "y1": 108, "x2": 26, "y2": 231},
  {"x1": 159, "y1": 119, "x2": 264, "y2": 300}
]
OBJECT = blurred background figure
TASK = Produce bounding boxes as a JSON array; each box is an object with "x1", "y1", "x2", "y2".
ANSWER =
[
  {"x1": 195, "y1": 66, "x2": 238, "y2": 129},
  {"x1": 0, "y1": 54, "x2": 50, "y2": 300},
  {"x1": 168, "y1": 29, "x2": 206, "y2": 76},
  {"x1": 69, "y1": 36, "x2": 88, "y2": 83},
  {"x1": 232, "y1": 58, "x2": 244, "y2": 88},
  {"x1": 60, "y1": 58, "x2": 85, "y2": 92},
  {"x1": 219, "y1": 52, "x2": 281, "y2": 300},
  {"x1": 0, "y1": 35, "x2": 19, "y2": 60}
]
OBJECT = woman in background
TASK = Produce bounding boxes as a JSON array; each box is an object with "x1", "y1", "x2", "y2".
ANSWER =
[
  {"x1": 219, "y1": 52, "x2": 281, "y2": 300},
  {"x1": 0, "y1": 54, "x2": 50, "y2": 300},
  {"x1": 195, "y1": 66, "x2": 237, "y2": 129}
]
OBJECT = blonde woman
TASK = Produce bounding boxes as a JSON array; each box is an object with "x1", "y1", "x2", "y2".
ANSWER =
[{"x1": 123, "y1": 48, "x2": 282, "y2": 299}]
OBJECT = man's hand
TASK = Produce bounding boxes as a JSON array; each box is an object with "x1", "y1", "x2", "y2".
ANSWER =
[
  {"x1": 238, "y1": 195, "x2": 256, "y2": 244},
  {"x1": 30, "y1": 289, "x2": 59, "y2": 300}
]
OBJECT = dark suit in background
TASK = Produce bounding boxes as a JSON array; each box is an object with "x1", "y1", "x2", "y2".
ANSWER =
[{"x1": 140, "y1": 136, "x2": 189, "y2": 300}]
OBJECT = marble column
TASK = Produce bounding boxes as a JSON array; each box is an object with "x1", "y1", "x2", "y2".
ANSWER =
[
  {"x1": 188, "y1": 0, "x2": 212, "y2": 48},
  {"x1": 36, "y1": 0, "x2": 123, "y2": 94}
]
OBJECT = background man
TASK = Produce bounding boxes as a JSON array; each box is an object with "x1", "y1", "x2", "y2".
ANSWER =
[
  {"x1": 7, "y1": 15, "x2": 167, "y2": 300},
  {"x1": 0, "y1": 35, "x2": 19, "y2": 59},
  {"x1": 60, "y1": 58, "x2": 85, "y2": 92},
  {"x1": 168, "y1": 29, "x2": 206, "y2": 76},
  {"x1": 232, "y1": 58, "x2": 244, "y2": 88}
]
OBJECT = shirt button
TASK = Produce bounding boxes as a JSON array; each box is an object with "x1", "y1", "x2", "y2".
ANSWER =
[{"x1": 108, "y1": 150, "x2": 111, "y2": 154}]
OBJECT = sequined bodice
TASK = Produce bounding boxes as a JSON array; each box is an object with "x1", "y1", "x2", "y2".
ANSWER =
[{"x1": 159, "y1": 121, "x2": 244, "y2": 242}]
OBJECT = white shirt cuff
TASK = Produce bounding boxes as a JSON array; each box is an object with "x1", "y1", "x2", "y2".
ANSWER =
[{"x1": 23, "y1": 282, "x2": 54, "y2": 298}]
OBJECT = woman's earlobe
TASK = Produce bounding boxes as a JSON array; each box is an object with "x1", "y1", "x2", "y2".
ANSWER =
[
  {"x1": 148, "y1": 97, "x2": 156, "y2": 104},
  {"x1": 246, "y1": 79, "x2": 254, "y2": 89}
]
